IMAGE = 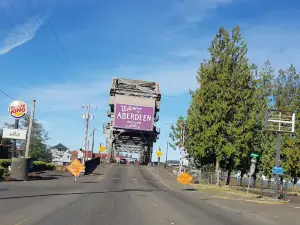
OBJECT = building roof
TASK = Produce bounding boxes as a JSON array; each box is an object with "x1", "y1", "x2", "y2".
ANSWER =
[{"x1": 51, "y1": 143, "x2": 68, "y2": 150}]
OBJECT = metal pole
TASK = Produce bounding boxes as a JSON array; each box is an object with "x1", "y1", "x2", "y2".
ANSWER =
[
  {"x1": 274, "y1": 132, "x2": 281, "y2": 199},
  {"x1": 25, "y1": 100, "x2": 36, "y2": 158},
  {"x1": 87, "y1": 140, "x2": 90, "y2": 160},
  {"x1": 165, "y1": 141, "x2": 168, "y2": 169},
  {"x1": 11, "y1": 119, "x2": 19, "y2": 158},
  {"x1": 84, "y1": 104, "x2": 91, "y2": 163},
  {"x1": 91, "y1": 127, "x2": 95, "y2": 159},
  {"x1": 157, "y1": 157, "x2": 160, "y2": 172},
  {"x1": 178, "y1": 123, "x2": 184, "y2": 177}
]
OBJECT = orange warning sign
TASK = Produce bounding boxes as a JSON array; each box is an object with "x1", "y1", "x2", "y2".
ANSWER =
[
  {"x1": 177, "y1": 172, "x2": 193, "y2": 185},
  {"x1": 66, "y1": 158, "x2": 85, "y2": 177}
]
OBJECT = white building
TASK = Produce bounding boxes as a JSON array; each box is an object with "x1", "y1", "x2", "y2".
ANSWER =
[{"x1": 50, "y1": 143, "x2": 71, "y2": 166}]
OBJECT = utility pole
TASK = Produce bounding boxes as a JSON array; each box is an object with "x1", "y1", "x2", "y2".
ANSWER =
[
  {"x1": 83, "y1": 104, "x2": 91, "y2": 163},
  {"x1": 91, "y1": 127, "x2": 96, "y2": 159},
  {"x1": 87, "y1": 139, "x2": 90, "y2": 160},
  {"x1": 25, "y1": 100, "x2": 36, "y2": 158},
  {"x1": 82, "y1": 104, "x2": 98, "y2": 163}
]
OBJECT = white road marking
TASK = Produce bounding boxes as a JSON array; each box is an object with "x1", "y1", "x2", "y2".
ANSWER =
[
  {"x1": 144, "y1": 180, "x2": 152, "y2": 183},
  {"x1": 96, "y1": 176, "x2": 102, "y2": 182},
  {"x1": 146, "y1": 167, "x2": 175, "y2": 190},
  {"x1": 112, "y1": 178, "x2": 121, "y2": 179},
  {"x1": 287, "y1": 205, "x2": 300, "y2": 209},
  {"x1": 130, "y1": 179, "x2": 137, "y2": 181}
]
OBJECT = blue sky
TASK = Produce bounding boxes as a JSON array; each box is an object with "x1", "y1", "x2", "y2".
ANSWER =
[{"x1": 1, "y1": 0, "x2": 300, "y2": 161}]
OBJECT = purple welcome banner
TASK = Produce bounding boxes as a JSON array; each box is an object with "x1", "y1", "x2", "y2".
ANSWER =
[{"x1": 113, "y1": 103, "x2": 154, "y2": 131}]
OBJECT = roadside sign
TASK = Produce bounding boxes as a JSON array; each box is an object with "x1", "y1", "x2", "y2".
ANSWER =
[
  {"x1": 156, "y1": 150, "x2": 162, "y2": 157},
  {"x1": 2, "y1": 128, "x2": 27, "y2": 140},
  {"x1": 177, "y1": 172, "x2": 193, "y2": 185},
  {"x1": 99, "y1": 145, "x2": 106, "y2": 153},
  {"x1": 250, "y1": 153, "x2": 259, "y2": 158},
  {"x1": 272, "y1": 166, "x2": 284, "y2": 175},
  {"x1": 8, "y1": 100, "x2": 27, "y2": 119},
  {"x1": 66, "y1": 158, "x2": 85, "y2": 177}
]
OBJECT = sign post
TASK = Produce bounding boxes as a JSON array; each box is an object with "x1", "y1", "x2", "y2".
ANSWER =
[
  {"x1": 155, "y1": 149, "x2": 162, "y2": 172},
  {"x1": 247, "y1": 154, "x2": 259, "y2": 195},
  {"x1": 263, "y1": 110, "x2": 295, "y2": 199},
  {"x1": 99, "y1": 144, "x2": 106, "y2": 172},
  {"x1": 66, "y1": 158, "x2": 85, "y2": 182},
  {"x1": 177, "y1": 172, "x2": 193, "y2": 190}
]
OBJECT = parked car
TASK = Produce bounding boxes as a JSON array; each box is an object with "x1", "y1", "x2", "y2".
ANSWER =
[
  {"x1": 120, "y1": 159, "x2": 127, "y2": 164},
  {"x1": 110, "y1": 158, "x2": 116, "y2": 163}
]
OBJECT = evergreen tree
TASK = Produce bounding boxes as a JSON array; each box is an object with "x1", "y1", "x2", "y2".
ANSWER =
[
  {"x1": 169, "y1": 116, "x2": 186, "y2": 151},
  {"x1": 186, "y1": 25, "x2": 256, "y2": 184}
]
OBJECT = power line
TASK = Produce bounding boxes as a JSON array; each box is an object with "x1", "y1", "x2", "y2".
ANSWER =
[
  {"x1": 0, "y1": 1, "x2": 77, "y2": 101},
  {"x1": 0, "y1": 2, "x2": 65, "y2": 81},
  {"x1": 0, "y1": 88, "x2": 31, "y2": 102},
  {"x1": 38, "y1": 0, "x2": 71, "y2": 65},
  {"x1": 24, "y1": 0, "x2": 75, "y2": 82},
  {"x1": 0, "y1": 89, "x2": 16, "y2": 100}
]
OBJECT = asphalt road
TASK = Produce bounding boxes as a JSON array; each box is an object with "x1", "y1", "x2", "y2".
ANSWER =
[{"x1": 0, "y1": 164, "x2": 298, "y2": 225}]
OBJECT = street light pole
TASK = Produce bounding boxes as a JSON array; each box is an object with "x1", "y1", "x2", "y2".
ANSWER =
[
  {"x1": 178, "y1": 122, "x2": 185, "y2": 177},
  {"x1": 165, "y1": 141, "x2": 168, "y2": 169}
]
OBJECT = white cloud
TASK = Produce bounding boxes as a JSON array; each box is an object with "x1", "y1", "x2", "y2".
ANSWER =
[
  {"x1": 0, "y1": 15, "x2": 45, "y2": 55},
  {"x1": 13, "y1": 61, "x2": 199, "y2": 113},
  {"x1": 168, "y1": 0, "x2": 234, "y2": 25},
  {"x1": 17, "y1": 80, "x2": 112, "y2": 113}
]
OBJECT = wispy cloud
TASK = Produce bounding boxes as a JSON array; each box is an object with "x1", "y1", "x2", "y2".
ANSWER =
[
  {"x1": 168, "y1": 0, "x2": 234, "y2": 25},
  {"x1": 0, "y1": 15, "x2": 45, "y2": 55},
  {"x1": 17, "y1": 80, "x2": 112, "y2": 113}
]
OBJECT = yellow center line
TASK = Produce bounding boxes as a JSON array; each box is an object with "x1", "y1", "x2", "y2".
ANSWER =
[
  {"x1": 14, "y1": 218, "x2": 30, "y2": 225},
  {"x1": 212, "y1": 196, "x2": 229, "y2": 199}
]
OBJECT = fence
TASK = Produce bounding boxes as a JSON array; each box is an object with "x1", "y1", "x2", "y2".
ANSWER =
[
  {"x1": 182, "y1": 169, "x2": 288, "y2": 200},
  {"x1": 229, "y1": 177, "x2": 288, "y2": 199}
]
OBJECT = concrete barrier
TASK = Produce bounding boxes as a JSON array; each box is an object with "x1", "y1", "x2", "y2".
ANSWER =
[
  {"x1": 84, "y1": 157, "x2": 100, "y2": 175},
  {"x1": 10, "y1": 157, "x2": 32, "y2": 180}
]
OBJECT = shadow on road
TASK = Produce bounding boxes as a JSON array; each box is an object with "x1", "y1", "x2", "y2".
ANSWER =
[
  {"x1": 0, "y1": 188, "x2": 165, "y2": 200},
  {"x1": 4, "y1": 176, "x2": 60, "y2": 182},
  {"x1": 183, "y1": 188, "x2": 198, "y2": 191},
  {"x1": 28, "y1": 176, "x2": 60, "y2": 181}
]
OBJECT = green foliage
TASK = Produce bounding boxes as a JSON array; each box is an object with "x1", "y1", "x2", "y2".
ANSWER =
[
  {"x1": 169, "y1": 116, "x2": 186, "y2": 150},
  {"x1": 0, "y1": 159, "x2": 55, "y2": 171},
  {"x1": 0, "y1": 166, "x2": 5, "y2": 178},
  {"x1": 186, "y1": 26, "x2": 257, "y2": 179},
  {"x1": 0, "y1": 159, "x2": 11, "y2": 168},
  {"x1": 4, "y1": 114, "x2": 52, "y2": 162},
  {"x1": 32, "y1": 161, "x2": 56, "y2": 171}
]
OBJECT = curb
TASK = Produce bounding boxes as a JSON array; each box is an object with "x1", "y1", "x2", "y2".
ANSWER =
[{"x1": 211, "y1": 195, "x2": 288, "y2": 205}]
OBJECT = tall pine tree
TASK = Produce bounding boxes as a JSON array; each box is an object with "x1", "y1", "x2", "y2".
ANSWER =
[{"x1": 186, "y1": 26, "x2": 257, "y2": 184}]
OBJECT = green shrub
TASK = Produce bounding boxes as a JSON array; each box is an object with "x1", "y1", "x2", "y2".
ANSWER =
[
  {"x1": 32, "y1": 161, "x2": 55, "y2": 171},
  {"x1": 0, "y1": 166, "x2": 5, "y2": 178},
  {"x1": 0, "y1": 159, "x2": 11, "y2": 168},
  {"x1": 0, "y1": 159, "x2": 55, "y2": 172}
]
